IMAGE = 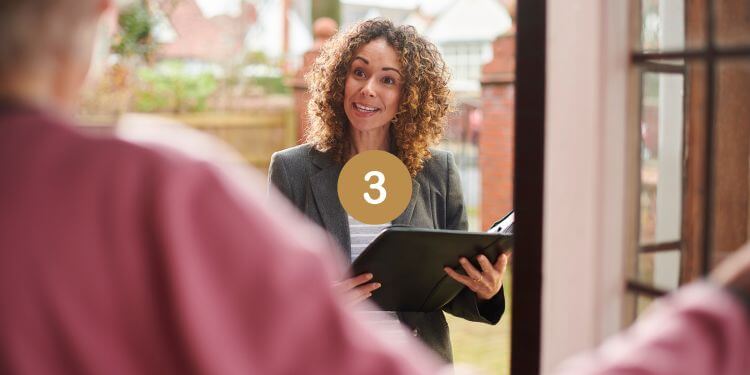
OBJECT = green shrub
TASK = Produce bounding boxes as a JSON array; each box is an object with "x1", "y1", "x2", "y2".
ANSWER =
[
  {"x1": 252, "y1": 76, "x2": 289, "y2": 94},
  {"x1": 135, "y1": 61, "x2": 218, "y2": 113},
  {"x1": 112, "y1": 2, "x2": 156, "y2": 60}
]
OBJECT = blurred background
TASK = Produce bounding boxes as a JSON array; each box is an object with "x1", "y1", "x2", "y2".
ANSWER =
[
  {"x1": 72, "y1": 0, "x2": 750, "y2": 372},
  {"x1": 76, "y1": 0, "x2": 518, "y2": 373}
]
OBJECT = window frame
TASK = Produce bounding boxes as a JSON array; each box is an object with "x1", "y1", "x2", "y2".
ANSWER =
[
  {"x1": 514, "y1": 0, "x2": 750, "y2": 372},
  {"x1": 510, "y1": 0, "x2": 546, "y2": 373},
  {"x1": 627, "y1": 0, "x2": 750, "y2": 309}
]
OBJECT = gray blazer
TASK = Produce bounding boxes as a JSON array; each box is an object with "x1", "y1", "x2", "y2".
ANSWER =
[{"x1": 268, "y1": 143, "x2": 505, "y2": 362}]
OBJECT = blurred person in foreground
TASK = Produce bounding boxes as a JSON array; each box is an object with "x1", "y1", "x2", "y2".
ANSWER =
[
  {"x1": 554, "y1": 244, "x2": 750, "y2": 375},
  {"x1": 0, "y1": 0, "x2": 445, "y2": 373}
]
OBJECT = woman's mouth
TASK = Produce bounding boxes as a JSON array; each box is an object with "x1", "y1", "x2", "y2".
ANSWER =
[{"x1": 353, "y1": 102, "x2": 380, "y2": 113}]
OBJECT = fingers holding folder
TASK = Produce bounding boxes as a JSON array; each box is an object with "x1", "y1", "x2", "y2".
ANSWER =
[
  {"x1": 334, "y1": 272, "x2": 383, "y2": 306},
  {"x1": 444, "y1": 247, "x2": 510, "y2": 301}
]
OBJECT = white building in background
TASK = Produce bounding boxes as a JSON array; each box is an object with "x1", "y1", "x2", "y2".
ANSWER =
[
  {"x1": 244, "y1": 0, "x2": 313, "y2": 71},
  {"x1": 342, "y1": 0, "x2": 512, "y2": 95},
  {"x1": 426, "y1": 0, "x2": 512, "y2": 94},
  {"x1": 340, "y1": 0, "x2": 419, "y2": 30}
]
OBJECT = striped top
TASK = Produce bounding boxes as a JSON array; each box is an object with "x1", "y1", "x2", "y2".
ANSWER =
[
  {"x1": 349, "y1": 216, "x2": 389, "y2": 263},
  {"x1": 348, "y1": 215, "x2": 411, "y2": 343}
]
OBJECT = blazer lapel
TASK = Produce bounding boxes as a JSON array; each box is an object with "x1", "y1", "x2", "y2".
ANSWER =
[
  {"x1": 393, "y1": 179, "x2": 420, "y2": 226},
  {"x1": 309, "y1": 149, "x2": 351, "y2": 255},
  {"x1": 306, "y1": 148, "x2": 420, "y2": 254}
]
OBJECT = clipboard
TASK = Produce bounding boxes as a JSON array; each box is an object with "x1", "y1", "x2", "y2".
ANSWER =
[{"x1": 350, "y1": 213, "x2": 513, "y2": 312}]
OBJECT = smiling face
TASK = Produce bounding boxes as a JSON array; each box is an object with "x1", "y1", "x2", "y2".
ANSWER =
[{"x1": 343, "y1": 38, "x2": 403, "y2": 134}]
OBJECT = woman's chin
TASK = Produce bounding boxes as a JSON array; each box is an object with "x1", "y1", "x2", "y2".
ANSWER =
[{"x1": 349, "y1": 122, "x2": 390, "y2": 134}]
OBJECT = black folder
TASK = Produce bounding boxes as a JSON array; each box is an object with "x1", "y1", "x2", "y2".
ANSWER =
[{"x1": 351, "y1": 212, "x2": 514, "y2": 312}]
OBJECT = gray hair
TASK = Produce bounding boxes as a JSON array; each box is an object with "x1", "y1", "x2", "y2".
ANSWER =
[{"x1": 0, "y1": 0, "x2": 99, "y2": 78}]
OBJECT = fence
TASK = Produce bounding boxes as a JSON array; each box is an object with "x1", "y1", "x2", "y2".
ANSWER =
[{"x1": 78, "y1": 110, "x2": 296, "y2": 171}]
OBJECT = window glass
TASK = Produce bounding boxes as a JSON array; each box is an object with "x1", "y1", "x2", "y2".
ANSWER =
[
  {"x1": 638, "y1": 72, "x2": 685, "y2": 245},
  {"x1": 639, "y1": 0, "x2": 703, "y2": 51},
  {"x1": 636, "y1": 294, "x2": 657, "y2": 315},
  {"x1": 636, "y1": 250, "x2": 682, "y2": 291}
]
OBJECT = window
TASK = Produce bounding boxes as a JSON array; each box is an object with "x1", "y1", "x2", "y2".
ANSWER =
[
  {"x1": 626, "y1": 0, "x2": 750, "y2": 320},
  {"x1": 513, "y1": 0, "x2": 749, "y2": 371},
  {"x1": 440, "y1": 41, "x2": 492, "y2": 91},
  {"x1": 510, "y1": 0, "x2": 545, "y2": 373}
]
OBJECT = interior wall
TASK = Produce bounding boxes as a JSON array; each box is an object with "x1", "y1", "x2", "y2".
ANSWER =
[{"x1": 542, "y1": 0, "x2": 633, "y2": 372}]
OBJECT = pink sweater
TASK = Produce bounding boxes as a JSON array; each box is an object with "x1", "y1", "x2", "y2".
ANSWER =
[
  {"x1": 0, "y1": 108, "x2": 442, "y2": 374},
  {"x1": 556, "y1": 283, "x2": 750, "y2": 375}
]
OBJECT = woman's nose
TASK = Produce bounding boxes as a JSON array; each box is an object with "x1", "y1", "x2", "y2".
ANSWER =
[{"x1": 360, "y1": 80, "x2": 376, "y2": 97}]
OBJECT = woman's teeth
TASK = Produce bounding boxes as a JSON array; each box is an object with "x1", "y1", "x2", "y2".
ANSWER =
[{"x1": 355, "y1": 103, "x2": 378, "y2": 112}]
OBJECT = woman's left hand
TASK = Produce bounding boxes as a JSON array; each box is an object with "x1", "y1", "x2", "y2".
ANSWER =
[{"x1": 444, "y1": 253, "x2": 509, "y2": 301}]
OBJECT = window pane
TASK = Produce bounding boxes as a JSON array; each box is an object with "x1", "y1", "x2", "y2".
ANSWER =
[
  {"x1": 636, "y1": 250, "x2": 682, "y2": 291},
  {"x1": 636, "y1": 293, "x2": 657, "y2": 316},
  {"x1": 623, "y1": 291, "x2": 638, "y2": 325},
  {"x1": 714, "y1": 1, "x2": 750, "y2": 48},
  {"x1": 641, "y1": 0, "x2": 683, "y2": 50},
  {"x1": 624, "y1": 290, "x2": 659, "y2": 324},
  {"x1": 633, "y1": 0, "x2": 708, "y2": 51},
  {"x1": 638, "y1": 71, "x2": 685, "y2": 245}
]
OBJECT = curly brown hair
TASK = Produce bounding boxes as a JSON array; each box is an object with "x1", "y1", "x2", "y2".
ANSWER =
[{"x1": 305, "y1": 18, "x2": 452, "y2": 176}]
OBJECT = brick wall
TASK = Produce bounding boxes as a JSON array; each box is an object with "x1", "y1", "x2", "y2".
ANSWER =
[{"x1": 479, "y1": 34, "x2": 516, "y2": 230}]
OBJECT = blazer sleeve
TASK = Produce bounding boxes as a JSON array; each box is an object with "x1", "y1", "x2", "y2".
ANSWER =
[
  {"x1": 441, "y1": 152, "x2": 506, "y2": 324},
  {"x1": 267, "y1": 151, "x2": 294, "y2": 202}
]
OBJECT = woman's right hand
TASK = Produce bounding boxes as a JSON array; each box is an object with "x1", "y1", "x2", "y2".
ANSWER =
[{"x1": 333, "y1": 273, "x2": 382, "y2": 306}]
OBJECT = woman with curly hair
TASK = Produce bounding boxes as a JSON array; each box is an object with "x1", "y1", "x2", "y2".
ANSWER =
[{"x1": 268, "y1": 18, "x2": 507, "y2": 362}]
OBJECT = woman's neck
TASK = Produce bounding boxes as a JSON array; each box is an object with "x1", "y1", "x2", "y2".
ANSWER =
[{"x1": 349, "y1": 126, "x2": 391, "y2": 156}]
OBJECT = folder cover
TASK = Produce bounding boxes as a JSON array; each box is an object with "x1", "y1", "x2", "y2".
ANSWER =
[{"x1": 351, "y1": 213, "x2": 513, "y2": 312}]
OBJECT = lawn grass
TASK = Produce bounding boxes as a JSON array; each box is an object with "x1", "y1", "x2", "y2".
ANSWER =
[{"x1": 447, "y1": 270, "x2": 512, "y2": 374}]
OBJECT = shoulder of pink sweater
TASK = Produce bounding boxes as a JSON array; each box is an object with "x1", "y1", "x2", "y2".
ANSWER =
[
  {"x1": 674, "y1": 282, "x2": 750, "y2": 314},
  {"x1": 554, "y1": 282, "x2": 750, "y2": 375}
]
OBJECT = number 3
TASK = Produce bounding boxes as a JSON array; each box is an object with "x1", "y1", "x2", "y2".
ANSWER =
[{"x1": 364, "y1": 170, "x2": 386, "y2": 205}]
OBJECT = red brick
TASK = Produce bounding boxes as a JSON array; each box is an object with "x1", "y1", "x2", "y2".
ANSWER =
[{"x1": 479, "y1": 34, "x2": 516, "y2": 230}]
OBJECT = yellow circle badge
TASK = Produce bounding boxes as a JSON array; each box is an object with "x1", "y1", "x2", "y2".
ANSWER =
[{"x1": 338, "y1": 150, "x2": 412, "y2": 224}]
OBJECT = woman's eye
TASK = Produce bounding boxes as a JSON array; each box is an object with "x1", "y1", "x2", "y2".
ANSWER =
[
  {"x1": 382, "y1": 76, "x2": 396, "y2": 85},
  {"x1": 353, "y1": 68, "x2": 365, "y2": 78}
]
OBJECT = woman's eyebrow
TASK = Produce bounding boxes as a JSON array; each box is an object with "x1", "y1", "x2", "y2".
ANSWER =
[
  {"x1": 383, "y1": 67, "x2": 402, "y2": 77},
  {"x1": 353, "y1": 55, "x2": 402, "y2": 77}
]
